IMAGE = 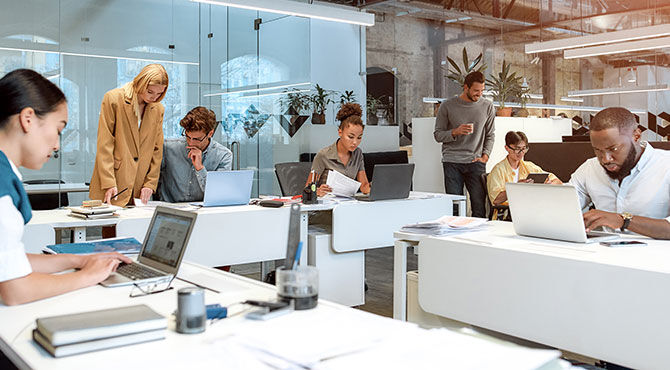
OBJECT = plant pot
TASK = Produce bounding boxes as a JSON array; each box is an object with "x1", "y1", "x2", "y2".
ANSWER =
[
  {"x1": 367, "y1": 113, "x2": 378, "y2": 125},
  {"x1": 517, "y1": 108, "x2": 529, "y2": 117},
  {"x1": 496, "y1": 107, "x2": 512, "y2": 117},
  {"x1": 311, "y1": 113, "x2": 326, "y2": 124}
]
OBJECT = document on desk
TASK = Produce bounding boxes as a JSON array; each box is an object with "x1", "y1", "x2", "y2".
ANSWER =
[{"x1": 325, "y1": 170, "x2": 360, "y2": 198}]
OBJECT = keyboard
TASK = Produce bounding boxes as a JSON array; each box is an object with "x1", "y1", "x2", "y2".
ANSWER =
[{"x1": 116, "y1": 263, "x2": 164, "y2": 280}]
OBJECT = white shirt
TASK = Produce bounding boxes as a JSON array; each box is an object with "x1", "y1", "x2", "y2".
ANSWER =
[
  {"x1": 569, "y1": 142, "x2": 670, "y2": 222},
  {"x1": 0, "y1": 159, "x2": 32, "y2": 283},
  {"x1": 512, "y1": 167, "x2": 520, "y2": 183}
]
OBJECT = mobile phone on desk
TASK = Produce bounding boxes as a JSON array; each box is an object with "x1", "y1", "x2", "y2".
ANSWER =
[
  {"x1": 600, "y1": 240, "x2": 647, "y2": 247},
  {"x1": 245, "y1": 300, "x2": 291, "y2": 320}
]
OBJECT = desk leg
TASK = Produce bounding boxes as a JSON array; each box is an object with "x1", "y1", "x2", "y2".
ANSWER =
[
  {"x1": 72, "y1": 227, "x2": 86, "y2": 242},
  {"x1": 393, "y1": 239, "x2": 414, "y2": 321},
  {"x1": 298, "y1": 212, "x2": 309, "y2": 266}
]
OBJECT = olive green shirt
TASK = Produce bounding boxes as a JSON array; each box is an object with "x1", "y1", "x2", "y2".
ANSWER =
[{"x1": 311, "y1": 140, "x2": 365, "y2": 183}]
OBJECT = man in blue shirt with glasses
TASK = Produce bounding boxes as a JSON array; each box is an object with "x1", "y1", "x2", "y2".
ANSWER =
[{"x1": 159, "y1": 106, "x2": 232, "y2": 203}]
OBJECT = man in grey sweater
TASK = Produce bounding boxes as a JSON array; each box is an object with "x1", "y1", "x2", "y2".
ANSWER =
[{"x1": 434, "y1": 71, "x2": 495, "y2": 218}]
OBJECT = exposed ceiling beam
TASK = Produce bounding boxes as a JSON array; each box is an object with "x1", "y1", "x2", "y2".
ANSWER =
[{"x1": 502, "y1": 0, "x2": 517, "y2": 19}]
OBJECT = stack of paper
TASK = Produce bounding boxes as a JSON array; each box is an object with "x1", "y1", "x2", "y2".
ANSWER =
[
  {"x1": 68, "y1": 205, "x2": 122, "y2": 220},
  {"x1": 401, "y1": 215, "x2": 488, "y2": 235},
  {"x1": 325, "y1": 170, "x2": 361, "y2": 198}
]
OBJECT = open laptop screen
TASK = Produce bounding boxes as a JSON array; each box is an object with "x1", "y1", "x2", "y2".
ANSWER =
[{"x1": 141, "y1": 212, "x2": 193, "y2": 267}]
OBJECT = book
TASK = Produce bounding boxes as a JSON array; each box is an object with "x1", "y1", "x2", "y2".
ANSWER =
[
  {"x1": 43, "y1": 237, "x2": 142, "y2": 255},
  {"x1": 33, "y1": 328, "x2": 165, "y2": 358},
  {"x1": 68, "y1": 212, "x2": 120, "y2": 220},
  {"x1": 35, "y1": 304, "x2": 166, "y2": 346},
  {"x1": 68, "y1": 205, "x2": 122, "y2": 215}
]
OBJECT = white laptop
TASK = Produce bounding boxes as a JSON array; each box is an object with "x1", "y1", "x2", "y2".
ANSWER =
[
  {"x1": 100, "y1": 206, "x2": 197, "y2": 287},
  {"x1": 506, "y1": 183, "x2": 618, "y2": 243},
  {"x1": 194, "y1": 170, "x2": 254, "y2": 207}
]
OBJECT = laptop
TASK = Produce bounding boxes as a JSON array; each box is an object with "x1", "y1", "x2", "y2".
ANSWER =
[
  {"x1": 355, "y1": 163, "x2": 415, "y2": 202},
  {"x1": 100, "y1": 206, "x2": 197, "y2": 287},
  {"x1": 196, "y1": 170, "x2": 254, "y2": 207},
  {"x1": 506, "y1": 182, "x2": 618, "y2": 243}
]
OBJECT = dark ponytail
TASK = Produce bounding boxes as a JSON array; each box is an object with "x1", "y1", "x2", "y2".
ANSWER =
[{"x1": 0, "y1": 69, "x2": 67, "y2": 129}]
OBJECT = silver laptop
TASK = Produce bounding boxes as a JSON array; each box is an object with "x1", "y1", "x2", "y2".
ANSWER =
[
  {"x1": 355, "y1": 163, "x2": 415, "y2": 201},
  {"x1": 506, "y1": 183, "x2": 618, "y2": 243},
  {"x1": 194, "y1": 170, "x2": 254, "y2": 207},
  {"x1": 100, "y1": 206, "x2": 197, "y2": 287}
]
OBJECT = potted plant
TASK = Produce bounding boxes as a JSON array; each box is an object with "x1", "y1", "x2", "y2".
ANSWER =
[
  {"x1": 366, "y1": 94, "x2": 380, "y2": 125},
  {"x1": 444, "y1": 47, "x2": 487, "y2": 86},
  {"x1": 486, "y1": 60, "x2": 523, "y2": 117},
  {"x1": 339, "y1": 90, "x2": 357, "y2": 107},
  {"x1": 309, "y1": 84, "x2": 335, "y2": 124},
  {"x1": 516, "y1": 83, "x2": 531, "y2": 117},
  {"x1": 279, "y1": 88, "x2": 310, "y2": 115}
]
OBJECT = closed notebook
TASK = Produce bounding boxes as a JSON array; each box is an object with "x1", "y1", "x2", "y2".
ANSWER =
[
  {"x1": 44, "y1": 237, "x2": 142, "y2": 255},
  {"x1": 35, "y1": 304, "x2": 166, "y2": 346},
  {"x1": 33, "y1": 328, "x2": 165, "y2": 358}
]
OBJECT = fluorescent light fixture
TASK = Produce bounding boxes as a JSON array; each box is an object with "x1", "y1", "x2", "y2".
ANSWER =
[
  {"x1": 204, "y1": 82, "x2": 311, "y2": 97},
  {"x1": 564, "y1": 36, "x2": 670, "y2": 59},
  {"x1": 423, "y1": 97, "x2": 445, "y2": 103},
  {"x1": 444, "y1": 16, "x2": 471, "y2": 24},
  {"x1": 561, "y1": 96, "x2": 584, "y2": 103},
  {"x1": 525, "y1": 23, "x2": 670, "y2": 54},
  {"x1": 191, "y1": 0, "x2": 374, "y2": 26},
  {"x1": 0, "y1": 46, "x2": 198, "y2": 65},
  {"x1": 228, "y1": 88, "x2": 311, "y2": 100},
  {"x1": 46, "y1": 74, "x2": 61, "y2": 80},
  {"x1": 492, "y1": 101, "x2": 645, "y2": 114},
  {"x1": 526, "y1": 93, "x2": 543, "y2": 100},
  {"x1": 568, "y1": 84, "x2": 670, "y2": 97}
]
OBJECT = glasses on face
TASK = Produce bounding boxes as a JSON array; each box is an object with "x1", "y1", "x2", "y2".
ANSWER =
[
  {"x1": 182, "y1": 130, "x2": 208, "y2": 143},
  {"x1": 507, "y1": 145, "x2": 529, "y2": 154}
]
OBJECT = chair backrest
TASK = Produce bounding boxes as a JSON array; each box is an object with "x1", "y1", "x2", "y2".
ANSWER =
[
  {"x1": 275, "y1": 162, "x2": 312, "y2": 196},
  {"x1": 362, "y1": 151, "x2": 408, "y2": 183},
  {"x1": 23, "y1": 179, "x2": 69, "y2": 210}
]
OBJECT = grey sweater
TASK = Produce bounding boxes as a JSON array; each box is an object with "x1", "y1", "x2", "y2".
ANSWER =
[{"x1": 433, "y1": 95, "x2": 495, "y2": 163}]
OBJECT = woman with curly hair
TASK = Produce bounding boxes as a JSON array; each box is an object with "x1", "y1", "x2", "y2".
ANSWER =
[{"x1": 308, "y1": 103, "x2": 370, "y2": 197}]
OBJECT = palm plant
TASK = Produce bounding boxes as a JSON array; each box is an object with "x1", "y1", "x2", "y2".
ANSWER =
[
  {"x1": 309, "y1": 84, "x2": 335, "y2": 124},
  {"x1": 444, "y1": 47, "x2": 487, "y2": 85},
  {"x1": 279, "y1": 89, "x2": 311, "y2": 115},
  {"x1": 339, "y1": 90, "x2": 357, "y2": 107},
  {"x1": 486, "y1": 60, "x2": 523, "y2": 112}
]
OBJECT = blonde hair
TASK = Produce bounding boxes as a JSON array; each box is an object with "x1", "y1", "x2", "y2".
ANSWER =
[{"x1": 123, "y1": 64, "x2": 169, "y2": 120}]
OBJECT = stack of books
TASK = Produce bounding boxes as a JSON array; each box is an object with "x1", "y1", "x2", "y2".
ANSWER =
[
  {"x1": 33, "y1": 304, "x2": 166, "y2": 357},
  {"x1": 401, "y1": 215, "x2": 488, "y2": 235},
  {"x1": 68, "y1": 204, "x2": 122, "y2": 220}
]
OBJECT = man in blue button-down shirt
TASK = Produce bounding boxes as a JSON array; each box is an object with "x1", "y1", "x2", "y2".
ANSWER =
[{"x1": 159, "y1": 106, "x2": 232, "y2": 202}]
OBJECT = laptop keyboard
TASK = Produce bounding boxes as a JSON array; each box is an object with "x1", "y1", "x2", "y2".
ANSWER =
[{"x1": 117, "y1": 263, "x2": 164, "y2": 280}]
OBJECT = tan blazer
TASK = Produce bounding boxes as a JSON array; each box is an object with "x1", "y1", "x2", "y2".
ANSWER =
[{"x1": 89, "y1": 86, "x2": 164, "y2": 206}]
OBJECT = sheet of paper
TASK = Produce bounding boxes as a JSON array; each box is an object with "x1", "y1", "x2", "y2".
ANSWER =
[{"x1": 325, "y1": 170, "x2": 361, "y2": 198}]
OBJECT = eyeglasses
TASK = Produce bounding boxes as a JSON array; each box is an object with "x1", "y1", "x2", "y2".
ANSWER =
[
  {"x1": 507, "y1": 145, "x2": 529, "y2": 154},
  {"x1": 129, "y1": 277, "x2": 175, "y2": 298},
  {"x1": 182, "y1": 130, "x2": 208, "y2": 143}
]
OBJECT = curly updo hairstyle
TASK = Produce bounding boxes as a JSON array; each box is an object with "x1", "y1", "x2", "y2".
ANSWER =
[
  {"x1": 179, "y1": 106, "x2": 217, "y2": 133},
  {"x1": 336, "y1": 103, "x2": 364, "y2": 130}
]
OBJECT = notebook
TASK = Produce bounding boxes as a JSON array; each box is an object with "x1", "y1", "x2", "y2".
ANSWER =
[
  {"x1": 506, "y1": 183, "x2": 618, "y2": 243},
  {"x1": 100, "y1": 206, "x2": 197, "y2": 287},
  {"x1": 355, "y1": 163, "x2": 415, "y2": 202},
  {"x1": 44, "y1": 237, "x2": 142, "y2": 255}
]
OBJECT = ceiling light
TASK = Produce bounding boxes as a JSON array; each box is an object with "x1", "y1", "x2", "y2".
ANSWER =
[
  {"x1": 560, "y1": 96, "x2": 584, "y2": 103},
  {"x1": 491, "y1": 101, "x2": 645, "y2": 114},
  {"x1": 204, "y1": 82, "x2": 311, "y2": 97},
  {"x1": 525, "y1": 23, "x2": 670, "y2": 54},
  {"x1": 190, "y1": 0, "x2": 374, "y2": 26},
  {"x1": 0, "y1": 46, "x2": 199, "y2": 65},
  {"x1": 423, "y1": 97, "x2": 445, "y2": 103},
  {"x1": 568, "y1": 84, "x2": 669, "y2": 97},
  {"x1": 563, "y1": 36, "x2": 670, "y2": 59},
  {"x1": 444, "y1": 16, "x2": 471, "y2": 24}
]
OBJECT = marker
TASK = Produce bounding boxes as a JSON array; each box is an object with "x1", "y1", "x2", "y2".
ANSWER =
[{"x1": 292, "y1": 241, "x2": 303, "y2": 270}]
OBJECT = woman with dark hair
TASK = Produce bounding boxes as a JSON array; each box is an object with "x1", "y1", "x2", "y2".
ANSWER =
[
  {"x1": 0, "y1": 69, "x2": 130, "y2": 305},
  {"x1": 89, "y1": 64, "x2": 169, "y2": 206},
  {"x1": 487, "y1": 130, "x2": 562, "y2": 206},
  {"x1": 308, "y1": 103, "x2": 371, "y2": 197}
]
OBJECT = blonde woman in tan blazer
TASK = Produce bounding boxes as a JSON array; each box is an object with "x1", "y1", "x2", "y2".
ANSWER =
[{"x1": 89, "y1": 64, "x2": 169, "y2": 206}]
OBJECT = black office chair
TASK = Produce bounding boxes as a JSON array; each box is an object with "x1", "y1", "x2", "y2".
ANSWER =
[
  {"x1": 275, "y1": 162, "x2": 312, "y2": 196},
  {"x1": 480, "y1": 173, "x2": 510, "y2": 221},
  {"x1": 23, "y1": 179, "x2": 69, "y2": 210}
]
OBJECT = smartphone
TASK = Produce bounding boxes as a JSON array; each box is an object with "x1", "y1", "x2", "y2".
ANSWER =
[
  {"x1": 245, "y1": 300, "x2": 292, "y2": 320},
  {"x1": 526, "y1": 173, "x2": 549, "y2": 183},
  {"x1": 600, "y1": 240, "x2": 647, "y2": 247}
]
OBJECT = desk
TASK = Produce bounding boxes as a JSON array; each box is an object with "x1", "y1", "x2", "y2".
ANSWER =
[
  {"x1": 24, "y1": 183, "x2": 89, "y2": 195},
  {"x1": 0, "y1": 261, "x2": 562, "y2": 370},
  {"x1": 418, "y1": 221, "x2": 670, "y2": 369}
]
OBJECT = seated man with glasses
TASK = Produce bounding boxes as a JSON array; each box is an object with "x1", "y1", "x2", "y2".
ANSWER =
[
  {"x1": 487, "y1": 131, "x2": 561, "y2": 206},
  {"x1": 158, "y1": 106, "x2": 232, "y2": 203},
  {"x1": 570, "y1": 107, "x2": 670, "y2": 239}
]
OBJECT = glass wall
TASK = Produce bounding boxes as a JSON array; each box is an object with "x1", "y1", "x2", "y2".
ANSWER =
[{"x1": 0, "y1": 0, "x2": 311, "y2": 202}]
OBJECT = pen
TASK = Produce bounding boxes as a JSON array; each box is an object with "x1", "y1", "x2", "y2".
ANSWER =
[
  {"x1": 112, "y1": 187, "x2": 129, "y2": 200},
  {"x1": 292, "y1": 241, "x2": 303, "y2": 269}
]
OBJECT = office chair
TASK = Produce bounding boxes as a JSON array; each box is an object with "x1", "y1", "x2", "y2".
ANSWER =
[
  {"x1": 480, "y1": 173, "x2": 510, "y2": 221},
  {"x1": 275, "y1": 162, "x2": 312, "y2": 196}
]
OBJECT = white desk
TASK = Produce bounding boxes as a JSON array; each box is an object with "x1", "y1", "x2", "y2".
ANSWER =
[
  {"x1": 0, "y1": 261, "x2": 562, "y2": 370},
  {"x1": 24, "y1": 183, "x2": 89, "y2": 195},
  {"x1": 418, "y1": 221, "x2": 670, "y2": 369}
]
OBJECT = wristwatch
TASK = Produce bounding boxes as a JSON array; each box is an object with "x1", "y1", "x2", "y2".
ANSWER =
[{"x1": 620, "y1": 212, "x2": 633, "y2": 232}]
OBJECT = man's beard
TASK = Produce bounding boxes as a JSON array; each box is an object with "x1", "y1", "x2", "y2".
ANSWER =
[
  {"x1": 603, "y1": 144, "x2": 637, "y2": 181},
  {"x1": 466, "y1": 91, "x2": 480, "y2": 102}
]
